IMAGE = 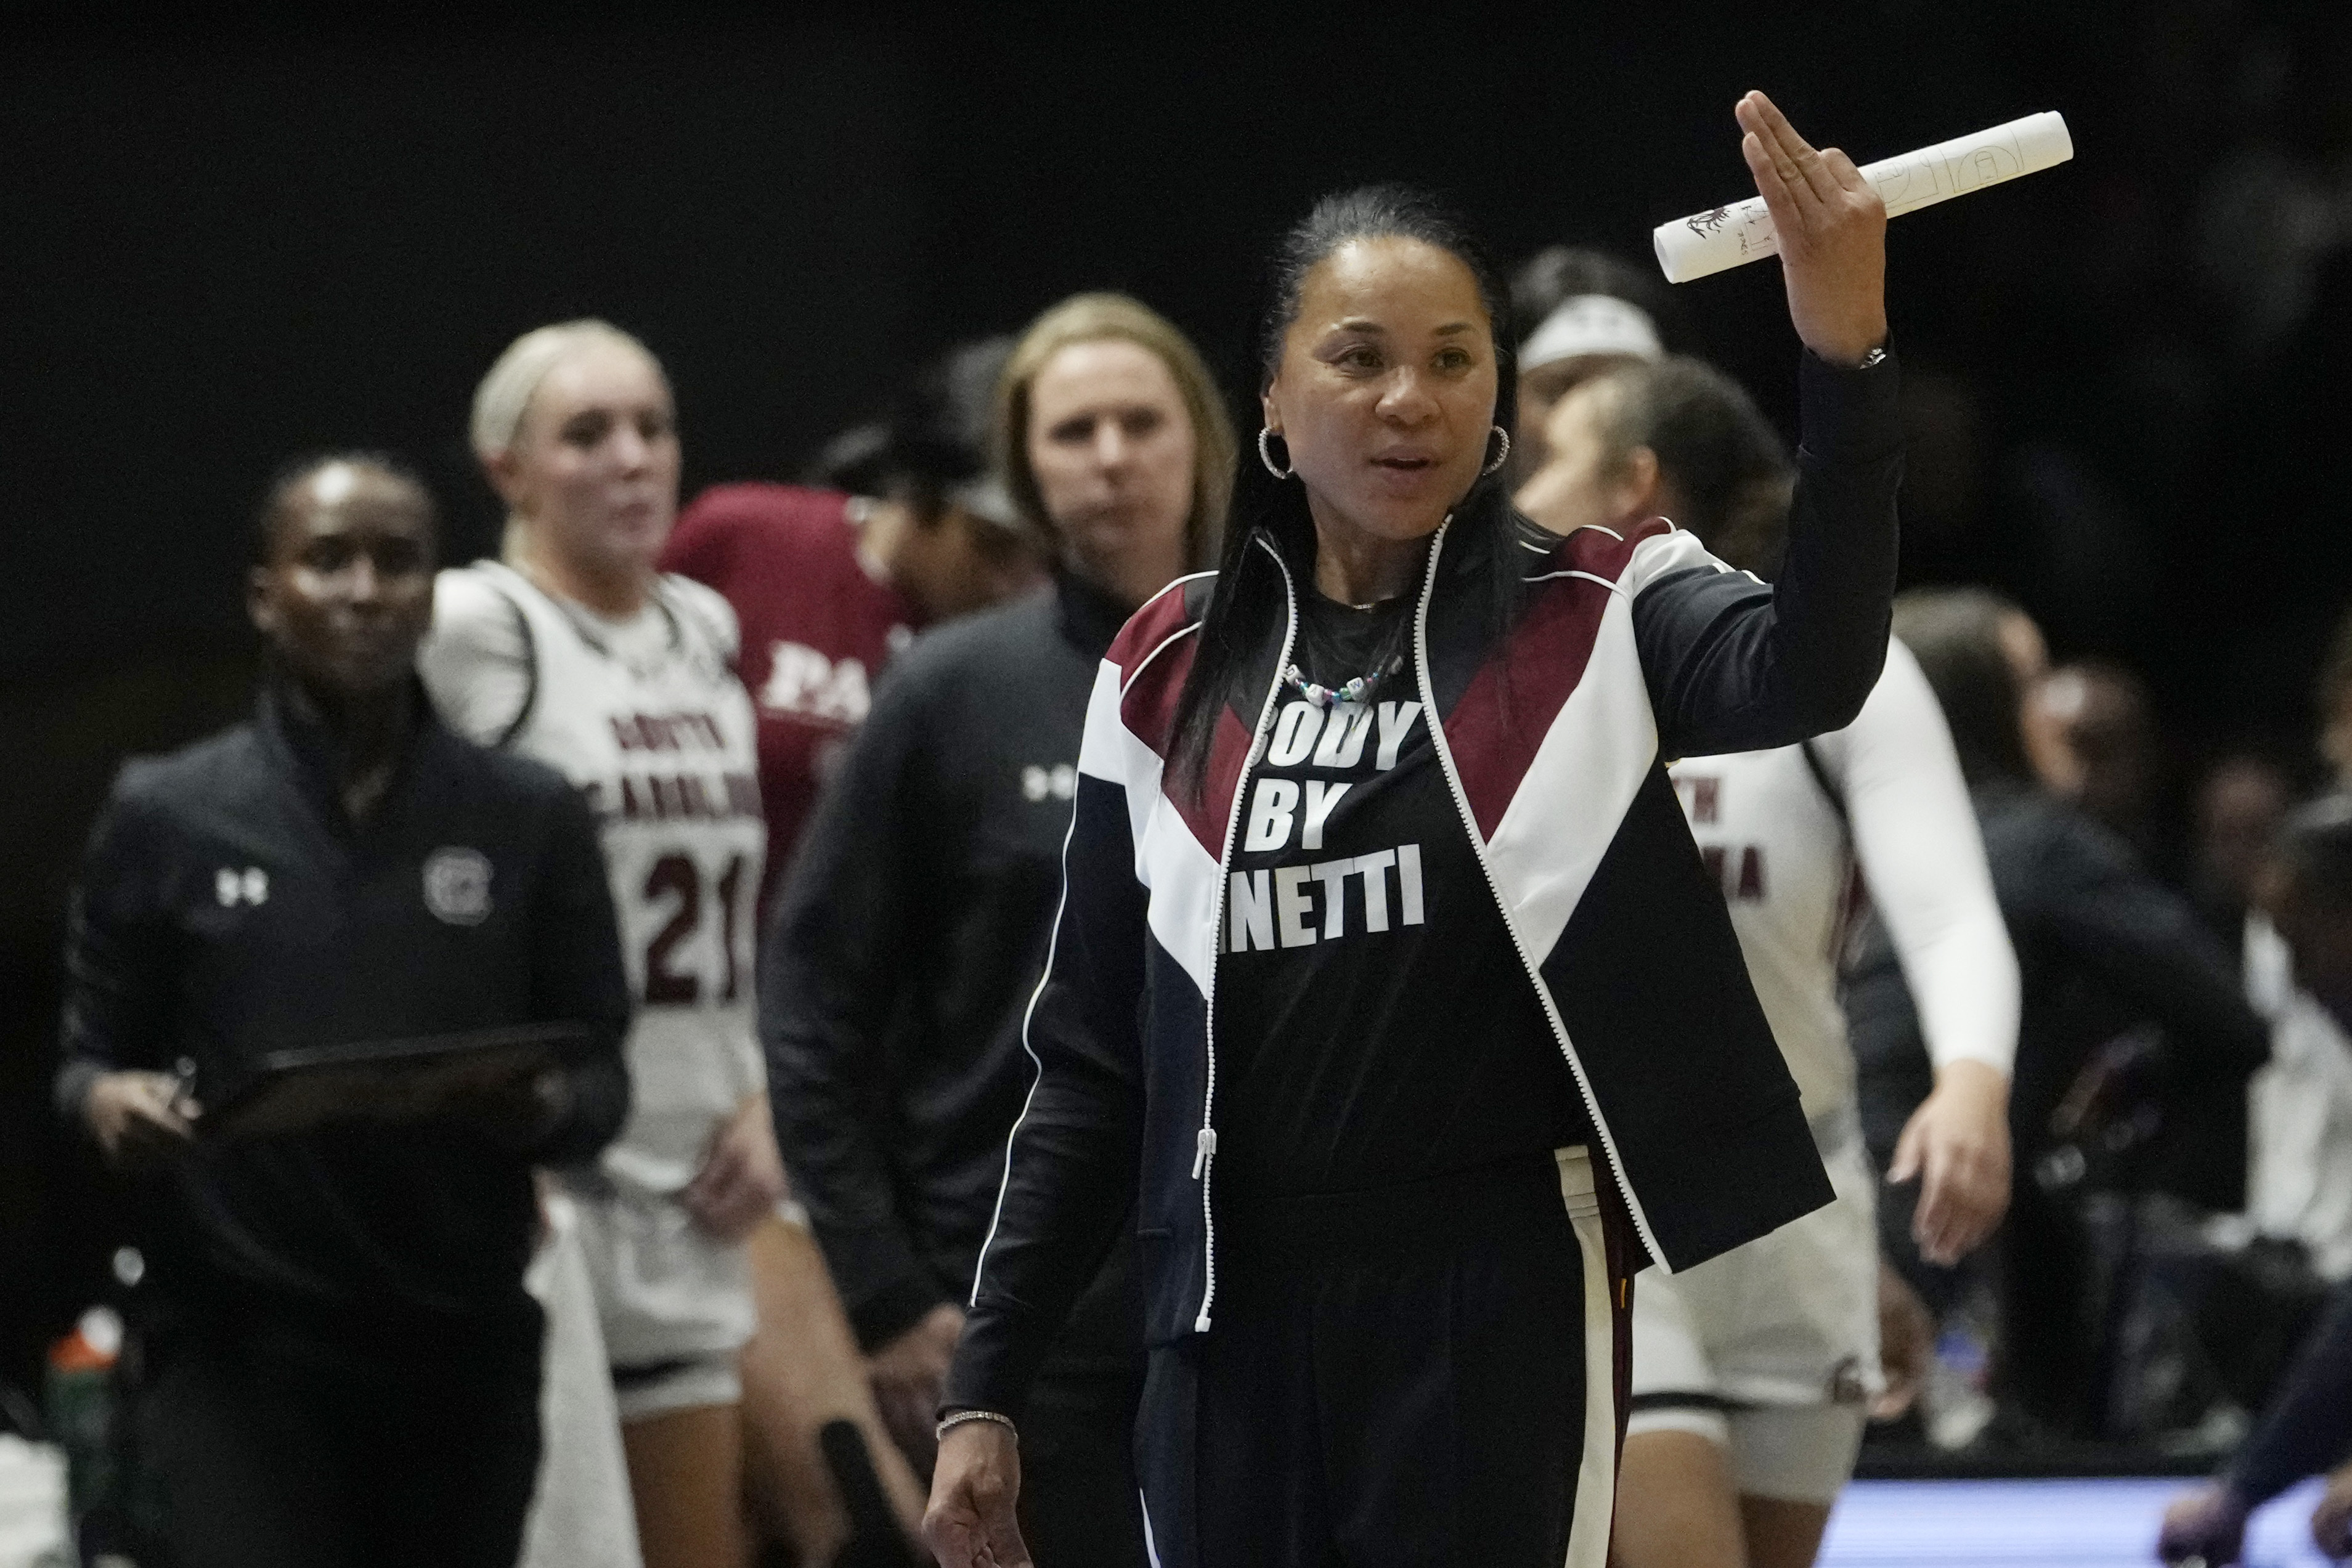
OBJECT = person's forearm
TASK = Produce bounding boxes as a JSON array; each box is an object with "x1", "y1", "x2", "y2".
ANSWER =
[
  {"x1": 58, "y1": 877, "x2": 164, "y2": 1133},
  {"x1": 763, "y1": 1007, "x2": 942, "y2": 1319},
  {"x1": 941, "y1": 1052, "x2": 1142, "y2": 1421},
  {"x1": 55, "y1": 1057, "x2": 104, "y2": 1129},
  {"x1": 1846, "y1": 652, "x2": 2019, "y2": 1079},
  {"x1": 529, "y1": 1048, "x2": 629, "y2": 1165},
  {"x1": 1764, "y1": 349, "x2": 1905, "y2": 734},
  {"x1": 834, "y1": 1243, "x2": 954, "y2": 1352}
]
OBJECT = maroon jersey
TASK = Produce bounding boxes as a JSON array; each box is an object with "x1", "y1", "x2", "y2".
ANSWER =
[{"x1": 661, "y1": 483, "x2": 919, "y2": 885}]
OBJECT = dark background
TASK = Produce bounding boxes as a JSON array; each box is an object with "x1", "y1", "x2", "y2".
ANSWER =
[{"x1": 7, "y1": 4, "x2": 2351, "y2": 1394}]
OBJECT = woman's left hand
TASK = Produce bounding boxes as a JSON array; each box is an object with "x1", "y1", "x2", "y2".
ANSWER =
[
  {"x1": 1734, "y1": 90, "x2": 1889, "y2": 367},
  {"x1": 683, "y1": 1092, "x2": 789, "y2": 1243}
]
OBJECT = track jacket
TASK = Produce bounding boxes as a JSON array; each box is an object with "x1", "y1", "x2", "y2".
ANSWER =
[
  {"x1": 56, "y1": 678, "x2": 632, "y2": 1346},
  {"x1": 946, "y1": 350, "x2": 1903, "y2": 1420}
]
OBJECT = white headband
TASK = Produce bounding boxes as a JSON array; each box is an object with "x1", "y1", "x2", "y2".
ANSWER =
[{"x1": 1518, "y1": 294, "x2": 1663, "y2": 372}]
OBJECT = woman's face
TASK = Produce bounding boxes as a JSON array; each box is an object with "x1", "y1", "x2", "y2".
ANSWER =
[
  {"x1": 1998, "y1": 609, "x2": 2082, "y2": 794},
  {"x1": 1513, "y1": 377, "x2": 1650, "y2": 537},
  {"x1": 1025, "y1": 338, "x2": 1197, "y2": 609},
  {"x1": 1515, "y1": 351, "x2": 1647, "y2": 473},
  {"x1": 491, "y1": 341, "x2": 681, "y2": 582},
  {"x1": 1263, "y1": 236, "x2": 1497, "y2": 546}
]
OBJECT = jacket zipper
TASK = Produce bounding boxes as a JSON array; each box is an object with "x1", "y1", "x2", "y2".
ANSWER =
[
  {"x1": 1191, "y1": 534, "x2": 1300, "y2": 1332},
  {"x1": 1409, "y1": 524, "x2": 1672, "y2": 1271}
]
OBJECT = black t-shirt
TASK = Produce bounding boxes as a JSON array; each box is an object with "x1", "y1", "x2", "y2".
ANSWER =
[{"x1": 1214, "y1": 587, "x2": 1589, "y2": 1211}]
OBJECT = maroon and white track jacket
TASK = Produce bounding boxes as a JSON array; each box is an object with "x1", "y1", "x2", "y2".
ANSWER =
[{"x1": 949, "y1": 350, "x2": 1904, "y2": 1422}]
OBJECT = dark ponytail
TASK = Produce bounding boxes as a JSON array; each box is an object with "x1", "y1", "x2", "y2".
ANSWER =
[{"x1": 1168, "y1": 184, "x2": 1521, "y2": 797}]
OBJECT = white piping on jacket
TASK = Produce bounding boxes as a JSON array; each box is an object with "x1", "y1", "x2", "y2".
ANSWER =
[
  {"x1": 1410, "y1": 522, "x2": 1672, "y2": 1272},
  {"x1": 1189, "y1": 533, "x2": 1298, "y2": 1332},
  {"x1": 1521, "y1": 569, "x2": 1632, "y2": 597},
  {"x1": 1123, "y1": 622, "x2": 1202, "y2": 699},
  {"x1": 970, "y1": 795, "x2": 1082, "y2": 1306}
]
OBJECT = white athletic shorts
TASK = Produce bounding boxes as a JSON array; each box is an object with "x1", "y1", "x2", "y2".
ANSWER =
[
  {"x1": 566, "y1": 1174, "x2": 755, "y2": 1423},
  {"x1": 1626, "y1": 1113, "x2": 1879, "y2": 1503}
]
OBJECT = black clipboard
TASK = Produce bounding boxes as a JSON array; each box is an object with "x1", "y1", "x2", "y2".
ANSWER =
[{"x1": 201, "y1": 1022, "x2": 592, "y2": 1140}]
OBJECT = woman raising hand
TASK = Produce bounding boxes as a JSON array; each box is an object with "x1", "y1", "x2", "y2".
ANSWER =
[{"x1": 931, "y1": 91, "x2": 1895, "y2": 1568}]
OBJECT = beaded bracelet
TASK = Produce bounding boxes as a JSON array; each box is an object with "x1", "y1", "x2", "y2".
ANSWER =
[{"x1": 935, "y1": 1408, "x2": 1019, "y2": 1443}]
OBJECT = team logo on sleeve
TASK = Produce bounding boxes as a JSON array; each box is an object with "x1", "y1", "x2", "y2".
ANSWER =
[{"x1": 422, "y1": 847, "x2": 494, "y2": 926}]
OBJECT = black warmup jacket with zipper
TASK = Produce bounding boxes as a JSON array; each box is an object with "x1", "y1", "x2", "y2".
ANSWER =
[
  {"x1": 762, "y1": 572, "x2": 1138, "y2": 1351},
  {"x1": 944, "y1": 349, "x2": 1906, "y2": 1453},
  {"x1": 55, "y1": 680, "x2": 633, "y2": 1346}
]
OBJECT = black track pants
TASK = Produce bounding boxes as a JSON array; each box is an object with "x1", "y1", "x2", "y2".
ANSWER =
[
  {"x1": 1020, "y1": 1343, "x2": 1149, "y2": 1567},
  {"x1": 1142, "y1": 1147, "x2": 1635, "y2": 1568},
  {"x1": 137, "y1": 1317, "x2": 542, "y2": 1568}
]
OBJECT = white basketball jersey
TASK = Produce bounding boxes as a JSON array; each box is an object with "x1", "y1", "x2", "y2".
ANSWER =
[
  {"x1": 1669, "y1": 638, "x2": 2019, "y2": 1123},
  {"x1": 1670, "y1": 743, "x2": 1857, "y2": 1120},
  {"x1": 425, "y1": 562, "x2": 767, "y2": 1198}
]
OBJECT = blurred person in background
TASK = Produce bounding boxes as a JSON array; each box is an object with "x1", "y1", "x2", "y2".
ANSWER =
[
  {"x1": 59, "y1": 455, "x2": 632, "y2": 1567},
  {"x1": 2035, "y1": 657, "x2": 2170, "y2": 872},
  {"x1": 661, "y1": 336, "x2": 1046, "y2": 903},
  {"x1": 2319, "y1": 607, "x2": 2352, "y2": 790},
  {"x1": 2237, "y1": 607, "x2": 2352, "y2": 1302},
  {"x1": 420, "y1": 320, "x2": 785, "y2": 1568},
  {"x1": 1520, "y1": 357, "x2": 2016, "y2": 1568},
  {"x1": 1849, "y1": 588, "x2": 2268, "y2": 1444},
  {"x1": 660, "y1": 341, "x2": 1052, "y2": 1562},
  {"x1": 1505, "y1": 244, "x2": 1679, "y2": 474},
  {"x1": 2163, "y1": 795, "x2": 2352, "y2": 1567},
  {"x1": 2190, "y1": 754, "x2": 2295, "y2": 951},
  {"x1": 762, "y1": 291, "x2": 1234, "y2": 1566},
  {"x1": 1996, "y1": 604, "x2": 2081, "y2": 802}
]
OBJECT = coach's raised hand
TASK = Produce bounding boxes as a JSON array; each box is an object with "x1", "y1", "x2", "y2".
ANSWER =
[{"x1": 1735, "y1": 90, "x2": 1888, "y2": 367}]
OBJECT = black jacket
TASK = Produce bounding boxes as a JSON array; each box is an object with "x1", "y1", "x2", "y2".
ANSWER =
[
  {"x1": 1851, "y1": 780, "x2": 2269, "y2": 1199},
  {"x1": 762, "y1": 572, "x2": 1133, "y2": 1349},
  {"x1": 56, "y1": 680, "x2": 632, "y2": 1346}
]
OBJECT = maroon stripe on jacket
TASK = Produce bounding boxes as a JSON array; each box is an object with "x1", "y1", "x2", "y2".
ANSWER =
[
  {"x1": 1105, "y1": 584, "x2": 1199, "y2": 687},
  {"x1": 1444, "y1": 519, "x2": 1675, "y2": 837},
  {"x1": 1110, "y1": 612, "x2": 1251, "y2": 859}
]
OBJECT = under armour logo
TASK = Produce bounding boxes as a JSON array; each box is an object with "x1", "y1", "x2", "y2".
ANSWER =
[{"x1": 214, "y1": 867, "x2": 269, "y2": 907}]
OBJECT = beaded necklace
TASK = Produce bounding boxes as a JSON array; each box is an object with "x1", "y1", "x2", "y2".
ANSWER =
[
  {"x1": 1284, "y1": 594, "x2": 1409, "y2": 709},
  {"x1": 1281, "y1": 652, "x2": 1404, "y2": 709}
]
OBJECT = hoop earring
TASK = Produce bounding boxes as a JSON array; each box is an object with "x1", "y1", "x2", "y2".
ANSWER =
[
  {"x1": 1257, "y1": 427, "x2": 1294, "y2": 481},
  {"x1": 1479, "y1": 425, "x2": 1512, "y2": 478}
]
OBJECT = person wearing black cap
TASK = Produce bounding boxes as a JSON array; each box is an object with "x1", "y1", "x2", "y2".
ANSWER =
[
  {"x1": 57, "y1": 454, "x2": 632, "y2": 1568},
  {"x1": 661, "y1": 337, "x2": 1047, "y2": 893},
  {"x1": 762, "y1": 291, "x2": 1235, "y2": 1564}
]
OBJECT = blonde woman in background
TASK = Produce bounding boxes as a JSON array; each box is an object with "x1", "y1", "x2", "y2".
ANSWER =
[{"x1": 420, "y1": 320, "x2": 811, "y2": 1568}]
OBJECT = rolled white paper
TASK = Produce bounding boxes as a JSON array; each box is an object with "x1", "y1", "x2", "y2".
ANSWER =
[{"x1": 1653, "y1": 110, "x2": 2073, "y2": 284}]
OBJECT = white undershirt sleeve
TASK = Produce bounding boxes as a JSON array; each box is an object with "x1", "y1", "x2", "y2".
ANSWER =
[
  {"x1": 416, "y1": 568, "x2": 534, "y2": 747},
  {"x1": 1821, "y1": 638, "x2": 2020, "y2": 1078}
]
